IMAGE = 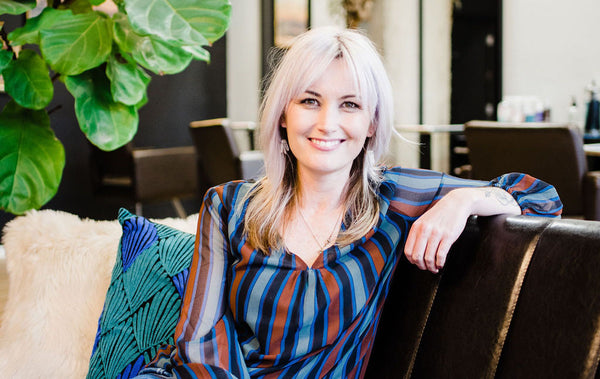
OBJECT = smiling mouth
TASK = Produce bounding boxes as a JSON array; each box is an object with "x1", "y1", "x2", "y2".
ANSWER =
[{"x1": 309, "y1": 138, "x2": 343, "y2": 148}]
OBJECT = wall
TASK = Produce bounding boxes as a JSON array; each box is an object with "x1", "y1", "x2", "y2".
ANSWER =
[
  {"x1": 503, "y1": 0, "x2": 600, "y2": 125},
  {"x1": 422, "y1": 1, "x2": 452, "y2": 172},
  {"x1": 370, "y1": 0, "x2": 423, "y2": 169},
  {"x1": 226, "y1": 0, "x2": 261, "y2": 124}
]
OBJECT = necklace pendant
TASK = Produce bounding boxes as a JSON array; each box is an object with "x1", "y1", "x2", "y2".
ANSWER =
[{"x1": 297, "y1": 206, "x2": 342, "y2": 255}]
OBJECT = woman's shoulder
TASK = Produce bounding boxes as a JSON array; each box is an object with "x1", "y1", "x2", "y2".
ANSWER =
[
  {"x1": 380, "y1": 166, "x2": 444, "y2": 189},
  {"x1": 202, "y1": 180, "x2": 257, "y2": 223},
  {"x1": 204, "y1": 180, "x2": 256, "y2": 206}
]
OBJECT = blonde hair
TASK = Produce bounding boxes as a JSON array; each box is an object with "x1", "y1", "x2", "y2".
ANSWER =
[{"x1": 244, "y1": 26, "x2": 394, "y2": 252}]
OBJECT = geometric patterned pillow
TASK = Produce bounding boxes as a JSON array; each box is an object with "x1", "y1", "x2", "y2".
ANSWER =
[{"x1": 86, "y1": 208, "x2": 196, "y2": 379}]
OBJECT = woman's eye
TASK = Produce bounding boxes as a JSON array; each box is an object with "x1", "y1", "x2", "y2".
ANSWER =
[
  {"x1": 342, "y1": 101, "x2": 360, "y2": 109},
  {"x1": 300, "y1": 98, "x2": 318, "y2": 106}
]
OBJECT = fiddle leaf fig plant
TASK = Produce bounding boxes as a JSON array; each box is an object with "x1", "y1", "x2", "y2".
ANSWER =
[{"x1": 0, "y1": 0, "x2": 231, "y2": 215}]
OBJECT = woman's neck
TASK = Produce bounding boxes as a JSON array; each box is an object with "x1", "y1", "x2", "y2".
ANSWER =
[
  {"x1": 296, "y1": 169, "x2": 349, "y2": 212},
  {"x1": 281, "y1": 169, "x2": 348, "y2": 267}
]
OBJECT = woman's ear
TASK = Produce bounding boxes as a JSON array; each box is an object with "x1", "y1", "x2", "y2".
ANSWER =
[
  {"x1": 280, "y1": 115, "x2": 287, "y2": 128},
  {"x1": 367, "y1": 123, "x2": 375, "y2": 137}
]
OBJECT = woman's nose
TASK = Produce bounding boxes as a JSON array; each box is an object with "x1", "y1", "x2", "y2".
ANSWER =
[{"x1": 317, "y1": 104, "x2": 339, "y2": 132}]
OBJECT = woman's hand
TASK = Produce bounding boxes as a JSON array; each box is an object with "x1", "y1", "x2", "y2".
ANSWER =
[{"x1": 404, "y1": 187, "x2": 520, "y2": 273}]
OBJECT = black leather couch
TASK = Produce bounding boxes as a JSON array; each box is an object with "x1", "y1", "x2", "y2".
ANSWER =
[{"x1": 366, "y1": 214, "x2": 600, "y2": 379}]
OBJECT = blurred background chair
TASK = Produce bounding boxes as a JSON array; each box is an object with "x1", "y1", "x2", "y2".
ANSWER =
[
  {"x1": 189, "y1": 118, "x2": 264, "y2": 195},
  {"x1": 90, "y1": 143, "x2": 198, "y2": 218},
  {"x1": 464, "y1": 120, "x2": 600, "y2": 220}
]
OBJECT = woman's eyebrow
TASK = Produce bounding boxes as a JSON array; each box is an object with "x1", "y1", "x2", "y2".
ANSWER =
[{"x1": 304, "y1": 90, "x2": 359, "y2": 100}]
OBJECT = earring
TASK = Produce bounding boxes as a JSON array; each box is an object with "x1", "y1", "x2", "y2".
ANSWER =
[{"x1": 280, "y1": 139, "x2": 290, "y2": 154}]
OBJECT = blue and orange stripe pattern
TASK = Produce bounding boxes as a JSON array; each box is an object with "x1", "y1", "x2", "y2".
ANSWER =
[{"x1": 139, "y1": 168, "x2": 562, "y2": 378}]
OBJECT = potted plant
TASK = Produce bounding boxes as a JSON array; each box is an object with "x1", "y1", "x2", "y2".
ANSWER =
[{"x1": 0, "y1": 0, "x2": 231, "y2": 215}]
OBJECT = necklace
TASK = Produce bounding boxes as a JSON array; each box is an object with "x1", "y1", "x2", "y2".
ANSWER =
[{"x1": 297, "y1": 207, "x2": 343, "y2": 253}]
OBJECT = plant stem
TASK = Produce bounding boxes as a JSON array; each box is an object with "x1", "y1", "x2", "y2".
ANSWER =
[
  {"x1": 0, "y1": 27, "x2": 14, "y2": 54},
  {"x1": 48, "y1": 105, "x2": 62, "y2": 115}
]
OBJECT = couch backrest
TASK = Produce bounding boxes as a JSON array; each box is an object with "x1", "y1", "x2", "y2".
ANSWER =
[{"x1": 366, "y1": 215, "x2": 600, "y2": 379}]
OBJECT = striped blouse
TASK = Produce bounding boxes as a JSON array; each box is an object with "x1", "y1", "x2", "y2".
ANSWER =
[{"x1": 139, "y1": 167, "x2": 562, "y2": 378}]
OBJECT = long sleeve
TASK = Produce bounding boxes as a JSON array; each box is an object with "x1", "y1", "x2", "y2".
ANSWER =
[
  {"x1": 383, "y1": 168, "x2": 562, "y2": 219},
  {"x1": 488, "y1": 172, "x2": 563, "y2": 216},
  {"x1": 138, "y1": 186, "x2": 249, "y2": 379},
  {"x1": 433, "y1": 171, "x2": 562, "y2": 217}
]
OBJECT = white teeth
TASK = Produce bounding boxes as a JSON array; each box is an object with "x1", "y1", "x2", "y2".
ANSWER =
[{"x1": 311, "y1": 139, "x2": 340, "y2": 148}]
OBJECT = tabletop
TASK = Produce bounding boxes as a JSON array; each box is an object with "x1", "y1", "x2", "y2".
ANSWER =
[
  {"x1": 395, "y1": 124, "x2": 464, "y2": 134},
  {"x1": 584, "y1": 143, "x2": 600, "y2": 157}
]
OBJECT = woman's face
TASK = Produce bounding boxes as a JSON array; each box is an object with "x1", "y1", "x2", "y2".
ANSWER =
[{"x1": 282, "y1": 59, "x2": 373, "y2": 181}]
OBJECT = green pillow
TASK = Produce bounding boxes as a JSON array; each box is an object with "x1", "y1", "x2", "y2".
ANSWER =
[{"x1": 87, "y1": 208, "x2": 196, "y2": 379}]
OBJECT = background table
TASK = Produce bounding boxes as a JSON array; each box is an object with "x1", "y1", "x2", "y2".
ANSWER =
[
  {"x1": 395, "y1": 124, "x2": 464, "y2": 170},
  {"x1": 584, "y1": 143, "x2": 600, "y2": 156},
  {"x1": 584, "y1": 143, "x2": 600, "y2": 171}
]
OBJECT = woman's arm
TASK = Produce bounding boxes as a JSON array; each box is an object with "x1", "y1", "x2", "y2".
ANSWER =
[
  {"x1": 138, "y1": 186, "x2": 248, "y2": 378},
  {"x1": 404, "y1": 186, "x2": 520, "y2": 273},
  {"x1": 404, "y1": 173, "x2": 562, "y2": 273}
]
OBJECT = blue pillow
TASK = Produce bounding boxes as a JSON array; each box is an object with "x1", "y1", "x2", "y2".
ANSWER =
[{"x1": 87, "y1": 208, "x2": 196, "y2": 379}]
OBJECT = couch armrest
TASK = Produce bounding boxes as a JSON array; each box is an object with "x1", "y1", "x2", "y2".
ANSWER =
[{"x1": 583, "y1": 171, "x2": 600, "y2": 220}]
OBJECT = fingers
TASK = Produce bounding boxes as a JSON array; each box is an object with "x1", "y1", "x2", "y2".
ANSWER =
[
  {"x1": 423, "y1": 233, "x2": 442, "y2": 273},
  {"x1": 404, "y1": 192, "x2": 471, "y2": 273},
  {"x1": 404, "y1": 221, "x2": 422, "y2": 269},
  {"x1": 436, "y1": 239, "x2": 453, "y2": 269},
  {"x1": 404, "y1": 222, "x2": 454, "y2": 274}
]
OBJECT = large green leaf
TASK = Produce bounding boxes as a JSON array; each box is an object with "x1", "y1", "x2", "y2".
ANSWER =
[
  {"x1": 0, "y1": 101, "x2": 65, "y2": 214},
  {"x1": 111, "y1": 13, "x2": 136, "y2": 54},
  {"x1": 6, "y1": 9, "x2": 49, "y2": 46},
  {"x1": 180, "y1": 44, "x2": 210, "y2": 62},
  {"x1": 3, "y1": 49, "x2": 53, "y2": 110},
  {"x1": 113, "y1": 13, "x2": 192, "y2": 75},
  {"x1": 0, "y1": 49, "x2": 12, "y2": 72},
  {"x1": 0, "y1": 0, "x2": 35, "y2": 15},
  {"x1": 124, "y1": 0, "x2": 230, "y2": 47},
  {"x1": 106, "y1": 52, "x2": 150, "y2": 106},
  {"x1": 64, "y1": 67, "x2": 138, "y2": 151},
  {"x1": 39, "y1": 10, "x2": 112, "y2": 75},
  {"x1": 133, "y1": 37, "x2": 194, "y2": 75}
]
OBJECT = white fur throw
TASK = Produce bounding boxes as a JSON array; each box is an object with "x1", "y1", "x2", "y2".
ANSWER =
[{"x1": 0, "y1": 209, "x2": 198, "y2": 379}]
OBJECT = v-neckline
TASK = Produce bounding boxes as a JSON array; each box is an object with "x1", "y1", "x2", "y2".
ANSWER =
[{"x1": 287, "y1": 246, "x2": 327, "y2": 270}]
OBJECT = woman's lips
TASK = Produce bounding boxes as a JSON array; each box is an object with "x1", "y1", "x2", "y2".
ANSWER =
[{"x1": 309, "y1": 138, "x2": 343, "y2": 150}]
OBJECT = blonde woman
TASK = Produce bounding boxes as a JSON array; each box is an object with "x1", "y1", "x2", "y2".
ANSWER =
[{"x1": 138, "y1": 27, "x2": 561, "y2": 378}]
